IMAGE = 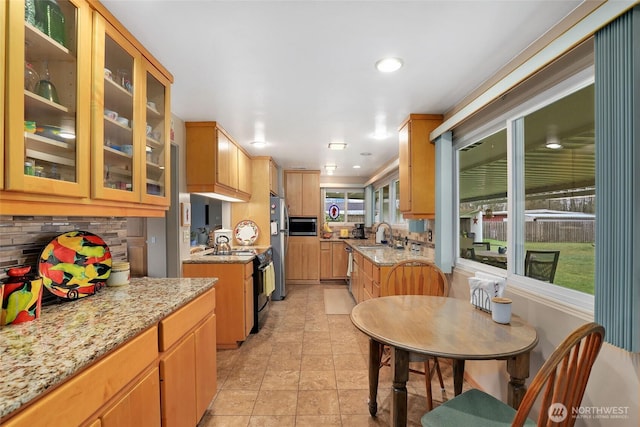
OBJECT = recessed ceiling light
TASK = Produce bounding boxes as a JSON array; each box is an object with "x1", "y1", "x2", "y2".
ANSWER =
[
  {"x1": 324, "y1": 164, "x2": 337, "y2": 171},
  {"x1": 360, "y1": 152, "x2": 372, "y2": 156},
  {"x1": 353, "y1": 165, "x2": 361, "y2": 169},
  {"x1": 375, "y1": 57, "x2": 403, "y2": 73},
  {"x1": 250, "y1": 141, "x2": 267, "y2": 148},
  {"x1": 371, "y1": 131, "x2": 390, "y2": 140},
  {"x1": 328, "y1": 142, "x2": 347, "y2": 150}
]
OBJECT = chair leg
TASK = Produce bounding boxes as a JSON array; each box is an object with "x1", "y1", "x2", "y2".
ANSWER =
[
  {"x1": 424, "y1": 360, "x2": 434, "y2": 411},
  {"x1": 433, "y1": 357, "x2": 445, "y2": 391}
]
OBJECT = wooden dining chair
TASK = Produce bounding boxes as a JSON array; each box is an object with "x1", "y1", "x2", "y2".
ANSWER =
[
  {"x1": 525, "y1": 250, "x2": 560, "y2": 283},
  {"x1": 379, "y1": 260, "x2": 450, "y2": 411},
  {"x1": 420, "y1": 322, "x2": 605, "y2": 427}
]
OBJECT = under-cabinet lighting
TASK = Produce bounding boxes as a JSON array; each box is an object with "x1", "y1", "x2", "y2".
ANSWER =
[{"x1": 194, "y1": 192, "x2": 244, "y2": 203}]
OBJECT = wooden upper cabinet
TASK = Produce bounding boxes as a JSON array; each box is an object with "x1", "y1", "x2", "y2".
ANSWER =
[
  {"x1": 5, "y1": 0, "x2": 92, "y2": 197},
  {"x1": 284, "y1": 170, "x2": 320, "y2": 217},
  {"x1": 237, "y1": 147, "x2": 252, "y2": 196},
  {"x1": 92, "y1": 13, "x2": 142, "y2": 203},
  {"x1": 398, "y1": 114, "x2": 443, "y2": 219},
  {"x1": 269, "y1": 159, "x2": 279, "y2": 195},
  {"x1": 1, "y1": 0, "x2": 172, "y2": 217},
  {"x1": 185, "y1": 122, "x2": 251, "y2": 202},
  {"x1": 0, "y1": 0, "x2": 6, "y2": 191}
]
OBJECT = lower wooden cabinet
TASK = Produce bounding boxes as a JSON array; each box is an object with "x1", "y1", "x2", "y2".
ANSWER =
[
  {"x1": 350, "y1": 250, "x2": 391, "y2": 303},
  {"x1": 160, "y1": 335, "x2": 198, "y2": 427},
  {"x1": 2, "y1": 288, "x2": 216, "y2": 427},
  {"x1": 159, "y1": 288, "x2": 217, "y2": 427},
  {"x1": 286, "y1": 236, "x2": 320, "y2": 282},
  {"x1": 101, "y1": 367, "x2": 161, "y2": 427},
  {"x1": 182, "y1": 262, "x2": 253, "y2": 348},
  {"x1": 320, "y1": 241, "x2": 348, "y2": 280},
  {"x1": 195, "y1": 314, "x2": 217, "y2": 417}
]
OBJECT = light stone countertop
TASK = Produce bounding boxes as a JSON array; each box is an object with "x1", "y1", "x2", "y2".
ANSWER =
[
  {"x1": 183, "y1": 245, "x2": 270, "y2": 264},
  {"x1": 347, "y1": 242, "x2": 435, "y2": 266},
  {"x1": 0, "y1": 277, "x2": 216, "y2": 419}
]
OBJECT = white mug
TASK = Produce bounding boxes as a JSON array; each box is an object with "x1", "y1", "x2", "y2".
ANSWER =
[{"x1": 491, "y1": 297, "x2": 512, "y2": 324}]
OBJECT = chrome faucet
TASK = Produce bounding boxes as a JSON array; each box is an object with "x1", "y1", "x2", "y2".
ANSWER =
[{"x1": 374, "y1": 222, "x2": 394, "y2": 246}]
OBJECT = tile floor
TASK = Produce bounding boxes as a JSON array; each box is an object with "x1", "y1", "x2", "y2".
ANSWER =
[{"x1": 198, "y1": 284, "x2": 470, "y2": 427}]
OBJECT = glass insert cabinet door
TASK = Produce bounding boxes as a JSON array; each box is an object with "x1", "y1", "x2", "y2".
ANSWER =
[
  {"x1": 142, "y1": 63, "x2": 170, "y2": 205},
  {"x1": 5, "y1": 0, "x2": 91, "y2": 196},
  {"x1": 92, "y1": 13, "x2": 141, "y2": 203}
]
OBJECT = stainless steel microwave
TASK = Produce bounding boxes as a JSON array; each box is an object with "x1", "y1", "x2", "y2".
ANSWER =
[{"x1": 288, "y1": 217, "x2": 317, "y2": 236}]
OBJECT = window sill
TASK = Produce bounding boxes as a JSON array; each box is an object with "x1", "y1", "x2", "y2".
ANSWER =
[{"x1": 455, "y1": 258, "x2": 594, "y2": 321}]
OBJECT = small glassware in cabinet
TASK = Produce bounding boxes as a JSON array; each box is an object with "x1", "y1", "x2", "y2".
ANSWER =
[
  {"x1": 5, "y1": 0, "x2": 91, "y2": 195},
  {"x1": 142, "y1": 62, "x2": 170, "y2": 205},
  {"x1": 92, "y1": 13, "x2": 141, "y2": 203}
]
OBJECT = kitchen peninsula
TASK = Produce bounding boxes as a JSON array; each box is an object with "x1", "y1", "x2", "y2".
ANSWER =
[{"x1": 0, "y1": 277, "x2": 217, "y2": 427}]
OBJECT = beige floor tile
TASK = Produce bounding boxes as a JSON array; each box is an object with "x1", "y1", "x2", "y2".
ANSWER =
[
  {"x1": 198, "y1": 414, "x2": 250, "y2": 427},
  {"x1": 300, "y1": 353, "x2": 335, "y2": 371},
  {"x1": 340, "y1": 414, "x2": 390, "y2": 426},
  {"x1": 252, "y1": 390, "x2": 298, "y2": 416},
  {"x1": 273, "y1": 330, "x2": 305, "y2": 343},
  {"x1": 335, "y1": 369, "x2": 369, "y2": 389},
  {"x1": 303, "y1": 330, "x2": 331, "y2": 343},
  {"x1": 210, "y1": 390, "x2": 258, "y2": 415},
  {"x1": 260, "y1": 369, "x2": 300, "y2": 390},
  {"x1": 333, "y1": 353, "x2": 367, "y2": 370},
  {"x1": 222, "y1": 368, "x2": 265, "y2": 390},
  {"x1": 295, "y1": 415, "x2": 342, "y2": 426},
  {"x1": 337, "y1": 389, "x2": 372, "y2": 415},
  {"x1": 296, "y1": 390, "x2": 341, "y2": 415},
  {"x1": 298, "y1": 370, "x2": 337, "y2": 390},
  {"x1": 302, "y1": 339, "x2": 332, "y2": 355},
  {"x1": 247, "y1": 415, "x2": 296, "y2": 426}
]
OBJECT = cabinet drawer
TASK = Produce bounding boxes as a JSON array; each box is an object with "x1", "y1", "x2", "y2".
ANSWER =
[
  {"x1": 373, "y1": 266, "x2": 380, "y2": 283},
  {"x1": 320, "y1": 241, "x2": 331, "y2": 250},
  {"x1": 354, "y1": 251, "x2": 363, "y2": 265},
  {"x1": 363, "y1": 274, "x2": 373, "y2": 296},
  {"x1": 372, "y1": 282, "x2": 380, "y2": 298},
  {"x1": 159, "y1": 287, "x2": 215, "y2": 351},
  {"x1": 363, "y1": 258, "x2": 373, "y2": 278},
  {"x1": 244, "y1": 262, "x2": 253, "y2": 279}
]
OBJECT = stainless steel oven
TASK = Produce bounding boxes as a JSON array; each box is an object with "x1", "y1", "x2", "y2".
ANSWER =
[{"x1": 288, "y1": 217, "x2": 317, "y2": 236}]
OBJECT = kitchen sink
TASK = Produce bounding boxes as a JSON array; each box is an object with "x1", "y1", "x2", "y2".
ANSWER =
[{"x1": 204, "y1": 249, "x2": 257, "y2": 256}]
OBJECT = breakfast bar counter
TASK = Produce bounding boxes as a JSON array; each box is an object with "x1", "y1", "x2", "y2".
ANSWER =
[{"x1": 0, "y1": 277, "x2": 216, "y2": 421}]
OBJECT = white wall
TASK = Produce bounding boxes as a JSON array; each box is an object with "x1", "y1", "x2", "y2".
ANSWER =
[{"x1": 450, "y1": 266, "x2": 639, "y2": 427}]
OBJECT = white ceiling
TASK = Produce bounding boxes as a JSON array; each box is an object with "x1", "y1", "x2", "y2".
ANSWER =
[{"x1": 101, "y1": 0, "x2": 582, "y2": 180}]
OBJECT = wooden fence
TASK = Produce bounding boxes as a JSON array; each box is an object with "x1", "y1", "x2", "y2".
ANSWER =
[{"x1": 483, "y1": 221, "x2": 595, "y2": 243}]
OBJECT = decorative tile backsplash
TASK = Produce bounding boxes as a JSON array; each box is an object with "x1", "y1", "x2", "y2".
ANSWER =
[{"x1": 0, "y1": 216, "x2": 127, "y2": 281}]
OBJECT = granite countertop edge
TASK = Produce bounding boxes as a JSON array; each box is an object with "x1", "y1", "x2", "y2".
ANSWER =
[
  {"x1": 346, "y1": 242, "x2": 435, "y2": 266},
  {"x1": 0, "y1": 277, "x2": 217, "y2": 419}
]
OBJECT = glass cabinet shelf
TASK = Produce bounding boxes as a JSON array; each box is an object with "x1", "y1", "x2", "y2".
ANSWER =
[{"x1": 25, "y1": 21, "x2": 72, "y2": 61}]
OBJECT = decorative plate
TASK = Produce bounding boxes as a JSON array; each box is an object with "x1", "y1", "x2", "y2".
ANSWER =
[
  {"x1": 234, "y1": 220, "x2": 259, "y2": 246},
  {"x1": 38, "y1": 231, "x2": 112, "y2": 300}
]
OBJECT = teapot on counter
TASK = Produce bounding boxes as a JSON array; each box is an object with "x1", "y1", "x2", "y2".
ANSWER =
[{"x1": 216, "y1": 235, "x2": 231, "y2": 255}]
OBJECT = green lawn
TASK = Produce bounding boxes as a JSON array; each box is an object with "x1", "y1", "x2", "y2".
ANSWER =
[{"x1": 485, "y1": 240, "x2": 595, "y2": 295}]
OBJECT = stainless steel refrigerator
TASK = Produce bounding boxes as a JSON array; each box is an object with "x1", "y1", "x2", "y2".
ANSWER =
[{"x1": 269, "y1": 196, "x2": 288, "y2": 300}]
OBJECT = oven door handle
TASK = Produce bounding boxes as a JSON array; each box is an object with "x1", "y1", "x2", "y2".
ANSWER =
[{"x1": 258, "y1": 262, "x2": 273, "y2": 272}]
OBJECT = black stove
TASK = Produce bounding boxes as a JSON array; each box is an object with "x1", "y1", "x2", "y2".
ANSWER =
[{"x1": 251, "y1": 247, "x2": 272, "y2": 333}]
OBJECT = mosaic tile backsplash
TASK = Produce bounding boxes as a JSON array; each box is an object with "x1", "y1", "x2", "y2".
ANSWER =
[{"x1": 0, "y1": 216, "x2": 127, "y2": 281}]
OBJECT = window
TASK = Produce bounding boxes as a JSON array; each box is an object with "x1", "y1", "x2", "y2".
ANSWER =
[
  {"x1": 373, "y1": 179, "x2": 405, "y2": 225},
  {"x1": 456, "y1": 79, "x2": 595, "y2": 296},
  {"x1": 324, "y1": 189, "x2": 364, "y2": 223}
]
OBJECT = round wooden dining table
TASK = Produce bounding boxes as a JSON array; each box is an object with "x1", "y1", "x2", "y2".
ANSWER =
[{"x1": 350, "y1": 295, "x2": 538, "y2": 427}]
